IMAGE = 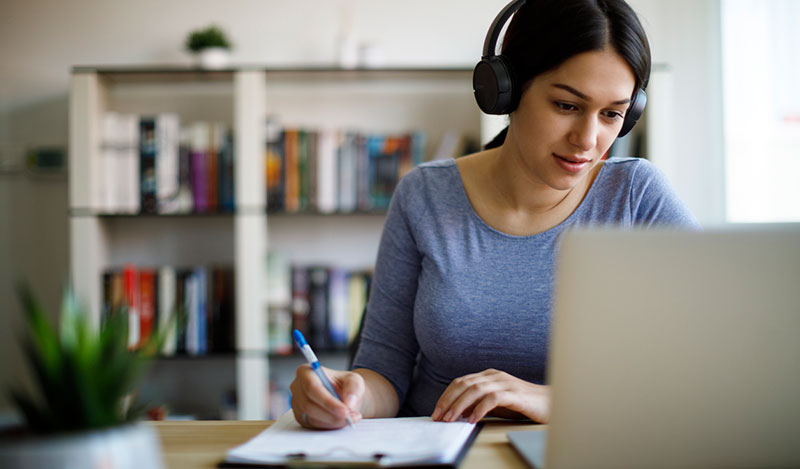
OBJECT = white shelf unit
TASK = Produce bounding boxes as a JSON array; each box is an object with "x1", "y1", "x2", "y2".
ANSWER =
[{"x1": 68, "y1": 66, "x2": 485, "y2": 420}]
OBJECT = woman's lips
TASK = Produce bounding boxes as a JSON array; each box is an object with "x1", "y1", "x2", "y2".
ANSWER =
[{"x1": 553, "y1": 153, "x2": 590, "y2": 173}]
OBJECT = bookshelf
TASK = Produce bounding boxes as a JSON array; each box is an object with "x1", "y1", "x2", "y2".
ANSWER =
[{"x1": 68, "y1": 65, "x2": 488, "y2": 420}]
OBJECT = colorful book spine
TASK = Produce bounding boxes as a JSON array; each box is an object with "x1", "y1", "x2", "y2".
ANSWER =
[
  {"x1": 207, "y1": 123, "x2": 222, "y2": 212},
  {"x1": 297, "y1": 129, "x2": 309, "y2": 212},
  {"x1": 158, "y1": 266, "x2": 177, "y2": 356},
  {"x1": 284, "y1": 129, "x2": 300, "y2": 213},
  {"x1": 328, "y1": 268, "x2": 349, "y2": 349},
  {"x1": 156, "y1": 113, "x2": 181, "y2": 213},
  {"x1": 139, "y1": 117, "x2": 158, "y2": 213},
  {"x1": 122, "y1": 265, "x2": 140, "y2": 349},
  {"x1": 308, "y1": 266, "x2": 330, "y2": 350},
  {"x1": 219, "y1": 130, "x2": 235, "y2": 212},
  {"x1": 265, "y1": 126, "x2": 285, "y2": 211},
  {"x1": 291, "y1": 266, "x2": 310, "y2": 348},
  {"x1": 191, "y1": 122, "x2": 210, "y2": 213},
  {"x1": 138, "y1": 269, "x2": 157, "y2": 351},
  {"x1": 316, "y1": 129, "x2": 338, "y2": 214}
]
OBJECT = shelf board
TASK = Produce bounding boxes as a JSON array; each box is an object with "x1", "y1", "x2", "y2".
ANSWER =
[
  {"x1": 71, "y1": 65, "x2": 474, "y2": 84},
  {"x1": 69, "y1": 208, "x2": 386, "y2": 218},
  {"x1": 266, "y1": 209, "x2": 387, "y2": 217}
]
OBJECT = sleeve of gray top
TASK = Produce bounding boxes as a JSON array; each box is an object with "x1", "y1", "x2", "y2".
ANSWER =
[
  {"x1": 629, "y1": 159, "x2": 702, "y2": 229},
  {"x1": 351, "y1": 171, "x2": 423, "y2": 408}
]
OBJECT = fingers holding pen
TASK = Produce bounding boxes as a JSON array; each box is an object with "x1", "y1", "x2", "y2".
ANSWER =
[{"x1": 290, "y1": 364, "x2": 363, "y2": 429}]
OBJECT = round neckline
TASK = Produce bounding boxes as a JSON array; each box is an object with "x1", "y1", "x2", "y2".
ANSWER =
[{"x1": 449, "y1": 158, "x2": 608, "y2": 239}]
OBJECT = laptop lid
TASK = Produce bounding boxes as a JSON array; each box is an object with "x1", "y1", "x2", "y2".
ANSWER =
[{"x1": 545, "y1": 227, "x2": 800, "y2": 468}]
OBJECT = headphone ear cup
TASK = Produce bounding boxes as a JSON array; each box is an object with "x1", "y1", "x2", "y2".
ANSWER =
[
  {"x1": 473, "y1": 55, "x2": 517, "y2": 115},
  {"x1": 618, "y1": 88, "x2": 647, "y2": 138}
]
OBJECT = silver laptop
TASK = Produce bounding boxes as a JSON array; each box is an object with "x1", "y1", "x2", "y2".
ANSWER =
[{"x1": 510, "y1": 226, "x2": 800, "y2": 468}]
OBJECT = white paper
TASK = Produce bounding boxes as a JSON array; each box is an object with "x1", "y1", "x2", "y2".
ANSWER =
[{"x1": 226, "y1": 411, "x2": 476, "y2": 466}]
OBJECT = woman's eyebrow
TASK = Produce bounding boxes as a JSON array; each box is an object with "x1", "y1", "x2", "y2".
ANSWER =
[{"x1": 552, "y1": 83, "x2": 631, "y2": 105}]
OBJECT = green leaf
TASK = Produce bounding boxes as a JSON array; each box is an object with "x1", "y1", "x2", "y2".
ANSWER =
[
  {"x1": 11, "y1": 282, "x2": 160, "y2": 433},
  {"x1": 16, "y1": 283, "x2": 61, "y2": 379}
]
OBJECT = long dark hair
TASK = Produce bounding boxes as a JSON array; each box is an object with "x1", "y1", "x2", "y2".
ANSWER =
[{"x1": 484, "y1": 0, "x2": 651, "y2": 150}]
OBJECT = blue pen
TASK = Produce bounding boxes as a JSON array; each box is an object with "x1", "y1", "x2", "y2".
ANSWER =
[{"x1": 293, "y1": 329, "x2": 355, "y2": 428}]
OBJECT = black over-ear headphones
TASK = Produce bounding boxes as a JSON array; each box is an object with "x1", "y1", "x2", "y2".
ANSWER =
[{"x1": 472, "y1": 0, "x2": 648, "y2": 138}]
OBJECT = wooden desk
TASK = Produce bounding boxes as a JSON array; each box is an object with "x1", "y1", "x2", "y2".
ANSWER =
[{"x1": 151, "y1": 419, "x2": 544, "y2": 468}]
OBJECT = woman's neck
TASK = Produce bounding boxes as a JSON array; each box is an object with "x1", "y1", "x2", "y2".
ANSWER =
[{"x1": 487, "y1": 146, "x2": 592, "y2": 216}]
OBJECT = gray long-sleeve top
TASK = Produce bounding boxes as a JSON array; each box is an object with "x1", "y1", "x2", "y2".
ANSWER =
[{"x1": 352, "y1": 157, "x2": 700, "y2": 417}]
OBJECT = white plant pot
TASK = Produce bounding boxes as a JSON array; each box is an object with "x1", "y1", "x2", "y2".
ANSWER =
[
  {"x1": 0, "y1": 423, "x2": 164, "y2": 469},
  {"x1": 196, "y1": 47, "x2": 230, "y2": 69}
]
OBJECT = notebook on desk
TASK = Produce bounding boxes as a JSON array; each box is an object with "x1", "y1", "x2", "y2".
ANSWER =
[
  {"x1": 221, "y1": 411, "x2": 481, "y2": 467},
  {"x1": 510, "y1": 226, "x2": 800, "y2": 468}
]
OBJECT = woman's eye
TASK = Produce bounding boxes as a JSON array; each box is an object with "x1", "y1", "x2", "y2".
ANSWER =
[
  {"x1": 555, "y1": 102, "x2": 576, "y2": 111},
  {"x1": 604, "y1": 110, "x2": 624, "y2": 120}
]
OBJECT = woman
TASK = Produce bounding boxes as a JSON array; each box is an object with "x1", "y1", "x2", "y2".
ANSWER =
[{"x1": 290, "y1": 0, "x2": 699, "y2": 429}]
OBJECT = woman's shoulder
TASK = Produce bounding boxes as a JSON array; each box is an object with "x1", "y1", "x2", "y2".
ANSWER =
[
  {"x1": 596, "y1": 157, "x2": 701, "y2": 228},
  {"x1": 597, "y1": 156, "x2": 665, "y2": 188},
  {"x1": 600, "y1": 156, "x2": 653, "y2": 174},
  {"x1": 397, "y1": 158, "x2": 460, "y2": 192},
  {"x1": 392, "y1": 158, "x2": 462, "y2": 211}
]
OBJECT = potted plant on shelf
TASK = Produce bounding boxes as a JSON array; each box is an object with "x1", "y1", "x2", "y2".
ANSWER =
[
  {"x1": 185, "y1": 25, "x2": 233, "y2": 69},
  {"x1": 0, "y1": 284, "x2": 165, "y2": 468}
]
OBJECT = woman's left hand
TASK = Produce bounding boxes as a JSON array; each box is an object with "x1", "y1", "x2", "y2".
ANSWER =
[{"x1": 432, "y1": 369, "x2": 550, "y2": 424}]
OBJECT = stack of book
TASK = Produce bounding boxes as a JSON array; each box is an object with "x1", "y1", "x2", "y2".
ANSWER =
[
  {"x1": 100, "y1": 113, "x2": 234, "y2": 214},
  {"x1": 265, "y1": 122, "x2": 426, "y2": 214},
  {"x1": 102, "y1": 264, "x2": 235, "y2": 356},
  {"x1": 265, "y1": 252, "x2": 372, "y2": 355}
]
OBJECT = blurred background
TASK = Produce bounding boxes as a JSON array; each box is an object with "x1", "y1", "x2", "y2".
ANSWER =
[{"x1": 1, "y1": 0, "x2": 797, "y2": 421}]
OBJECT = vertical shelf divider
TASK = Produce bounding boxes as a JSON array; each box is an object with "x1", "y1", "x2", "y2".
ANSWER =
[
  {"x1": 69, "y1": 72, "x2": 107, "y2": 328},
  {"x1": 234, "y1": 69, "x2": 268, "y2": 419}
]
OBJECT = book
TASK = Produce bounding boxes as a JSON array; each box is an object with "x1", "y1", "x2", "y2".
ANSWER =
[
  {"x1": 290, "y1": 266, "x2": 310, "y2": 348},
  {"x1": 328, "y1": 268, "x2": 349, "y2": 349},
  {"x1": 138, "y1": 269, "x2": 157, "y2": 349},
  {"x1": 267, "y1": 252, "x2": 292, "y2": 355},
  {"x1": 211, "y1": 266, "x2": 235, "y2": 352},
  {"x1": 284, "y1": 129, "x2": 299, "y2": 213},
  {"x1": 265, "y1": 122, "x2": 285, "y2": 211},
  {"x1": 185, "y1": 270, "x2": 199, "y2": 355},
  {"x1": 307, "y1": 266, "x2": 330, "y2": 350},
  {"x1": 139, "y1": 117, "x2": 158, "y2": 213},
  {"x1": 191, "y1": 122, "x2": 210, "y2": 213},
  {"x1": 316, "y1": 129, "x2": 338, "y2": 214},
  {"x1": 207, "y1": 123, "x2": 222, "y2": 212},
  {"x1": 223, "y1": 411, "x2": 480, "y2": 467},
  {"x1": 175, "y1": 268, "x2": 192, "y2": 354},
  {"x1": 175, "y1": 127, "x2": 195, "y2": 213},
  {"x1": 156, "y1": 113, "x2": 181, "y2": 214},
  {"x1": 347, "y1": 271, "x2": 369, "y2": 344},
  {"x1": 338, "y1": 132, "x2": 358, "y2": 212},
  {"x1": 122, "y1": 265, "x2": 140, "y2": 349},
  {"x1": 158, "y1": 266, "x2": 177, "y2": 356},
  {"x1": 121, "y1": 114, "x2": 141, "y2": 213},
  {"x1": 219, "y1": 129, "x2": 235, "y2": 212},
  {"x1": 297, "y1": 129, "x2": 309, "y2": 212}
]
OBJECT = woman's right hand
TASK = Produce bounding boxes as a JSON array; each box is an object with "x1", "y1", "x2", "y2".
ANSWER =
[{"x1": 289, "y1": 365, "x2": 365, "y2": 429}]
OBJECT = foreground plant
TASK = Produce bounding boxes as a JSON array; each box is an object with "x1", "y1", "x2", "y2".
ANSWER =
[{"x1": 9, "y1": 284, "x2": 157, "y2": 434}]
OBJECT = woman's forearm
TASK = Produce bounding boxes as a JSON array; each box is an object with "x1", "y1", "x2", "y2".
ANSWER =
[{"x1": 353, "y1": 368, "x2": 399, "y2": 418}]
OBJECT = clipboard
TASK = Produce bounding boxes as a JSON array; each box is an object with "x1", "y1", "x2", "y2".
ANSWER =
[{"x1": 218, "y1": 411, "x2": 483, "y2": 468}]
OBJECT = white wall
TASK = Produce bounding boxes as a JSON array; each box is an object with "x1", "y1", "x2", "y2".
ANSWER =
[{"x1": 0, "y1": 0, "x2": 725, "y2": 411}]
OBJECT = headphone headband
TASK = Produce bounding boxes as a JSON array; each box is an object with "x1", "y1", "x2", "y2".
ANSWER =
[
  {"x1": 474, "y1": 0, "x2": 647, "y2": 138},
  {"x1": 481, "y1": 0, "x2": 527, "y2": 58}
]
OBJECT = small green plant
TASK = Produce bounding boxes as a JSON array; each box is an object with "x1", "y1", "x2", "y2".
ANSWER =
[
  {"x1": 185, "y1": 25, "x2": 232, "y2": 53},
  {"x1": 9, "y1": 283, "x2": 160, "y2": 434}
]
